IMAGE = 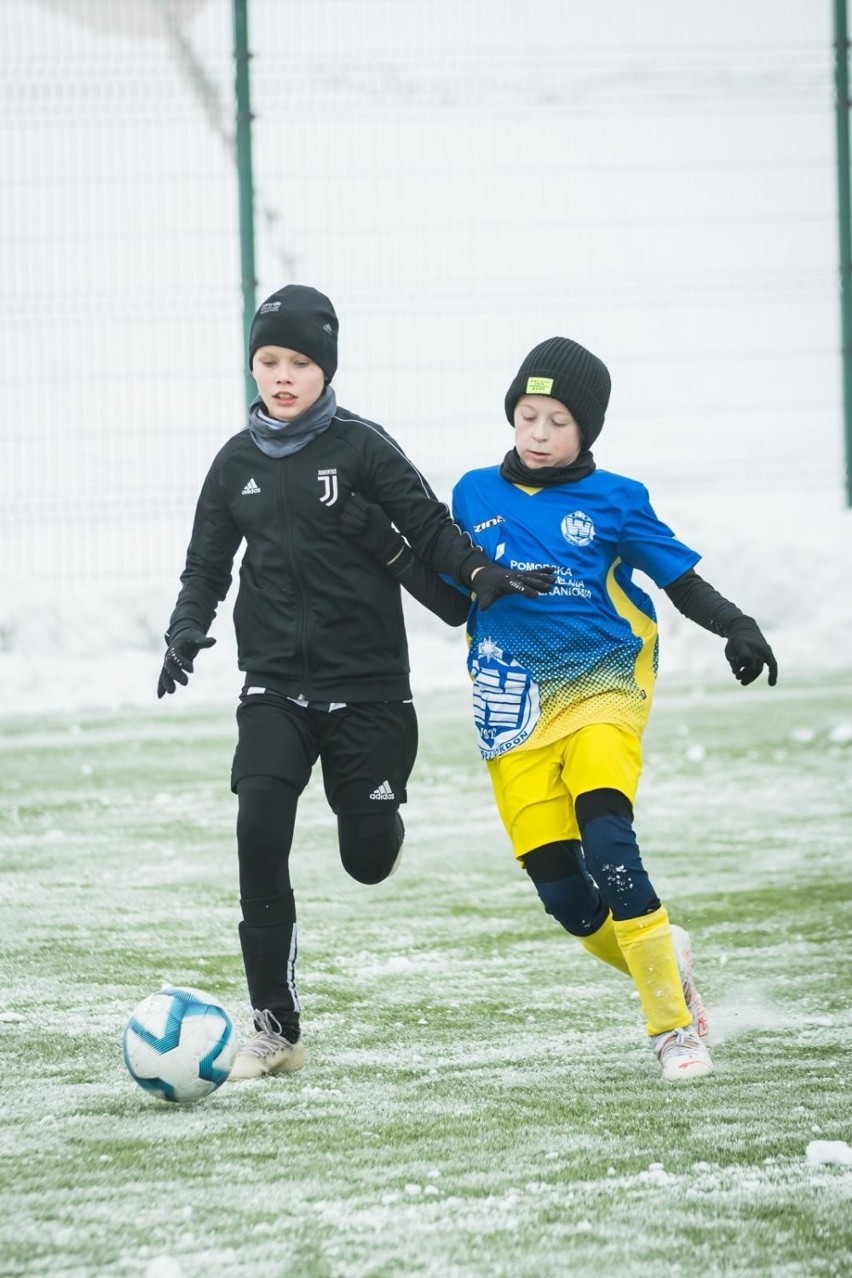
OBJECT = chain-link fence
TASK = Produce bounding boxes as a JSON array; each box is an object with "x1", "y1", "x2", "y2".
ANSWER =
[{"x1": 1, "y1": 0, "x2": 840, "y2": 587}]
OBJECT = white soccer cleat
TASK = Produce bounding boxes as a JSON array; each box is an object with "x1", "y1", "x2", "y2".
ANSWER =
[
  {"x1": 671, "y1": 923, "x2": 709, "y2": 1040},
  {"x1": 652, "y1": 1027, "x2": 714, "y2": 1082},
  {"x1": 227, "y1": 1009, "x2": 306, "y2": 1082}
]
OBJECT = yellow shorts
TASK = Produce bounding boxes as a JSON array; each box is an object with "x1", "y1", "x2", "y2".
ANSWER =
[{"x1": 486, "y1": 722, "x2": 643, "y2": 858}]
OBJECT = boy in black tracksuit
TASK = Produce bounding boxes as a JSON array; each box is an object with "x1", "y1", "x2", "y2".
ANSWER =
[{"x1": 157, "y1": 284, "x2": 554, "y2": 1080}]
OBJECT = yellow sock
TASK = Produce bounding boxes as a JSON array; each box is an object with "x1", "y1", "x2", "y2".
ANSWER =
[
  {"x1": 613, "y1": 906, "x2": 691, "y2": 1036},
  {"x1": 578, "y1": 911, "x2": 630, "y2": 975}
]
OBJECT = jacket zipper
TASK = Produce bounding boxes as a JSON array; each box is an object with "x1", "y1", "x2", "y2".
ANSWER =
[{"x1": 278, "y1": 457, "x2": 312, "y2": 695}]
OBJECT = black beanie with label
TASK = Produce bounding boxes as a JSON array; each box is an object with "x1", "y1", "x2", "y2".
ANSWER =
[
  {"x1": 248, "y1": 284, "x2": 339, "y2": 381},
  {"x1": 504, "y1": 336, "x2": 611, "y2": 445}
]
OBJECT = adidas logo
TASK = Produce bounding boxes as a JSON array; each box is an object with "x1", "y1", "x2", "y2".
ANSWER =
[
  {"x1": 369, "y1": 780, "x2": 395, "y2": 801},
  {"x1": 242, "y1": 477, "x2": 261, "y2": 495}
]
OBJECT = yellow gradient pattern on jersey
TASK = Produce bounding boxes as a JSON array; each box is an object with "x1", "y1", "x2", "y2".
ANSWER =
[
  {"x1": 605, "y1": 556, "x2": 658, "y2": 705},
  {"x1": 504, "y1": 558, "x2": 659, "y2": 749}
]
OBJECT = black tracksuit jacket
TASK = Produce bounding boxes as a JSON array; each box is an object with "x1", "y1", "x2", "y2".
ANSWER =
[{"x1": 166, "y1": 406, "x2": 486, "y2": 702}]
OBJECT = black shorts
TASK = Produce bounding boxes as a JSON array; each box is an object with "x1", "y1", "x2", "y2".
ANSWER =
[{"x1": 230, "y1": 690, "x2": 418, "y2": 814}]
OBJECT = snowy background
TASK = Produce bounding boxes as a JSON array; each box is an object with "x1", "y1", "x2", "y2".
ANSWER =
[{"x1": 1, "y1": 0, "x2": 850, "y2": 716}]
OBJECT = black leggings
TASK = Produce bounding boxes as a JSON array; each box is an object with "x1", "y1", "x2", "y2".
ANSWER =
[
  {"x1": 236, "y1": 775, "x2": 405, "y2": 1019},
  {"x1": 236, "y1": 775, "x2": 404, "y2": 898}
]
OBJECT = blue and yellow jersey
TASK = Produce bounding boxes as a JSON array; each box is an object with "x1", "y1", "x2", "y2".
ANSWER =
[{"x1": 451, "y1": 467, "x2": 700, "y2": 759}]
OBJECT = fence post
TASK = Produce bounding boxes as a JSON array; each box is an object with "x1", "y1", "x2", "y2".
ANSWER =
[
  {"x1": 834, "y1": 0, "x2": 852, "y2": 505},
  {"x1": 233, "y1": 0, "x2": 257, "y2": 407}
]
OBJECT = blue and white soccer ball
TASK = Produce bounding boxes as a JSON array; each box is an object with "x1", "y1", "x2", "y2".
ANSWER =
[{"x1": 123, "y1": 985, "x2": 237, "y2": 1104}]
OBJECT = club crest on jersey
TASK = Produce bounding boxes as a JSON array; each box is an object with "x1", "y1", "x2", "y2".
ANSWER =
[
  {"x1": 561, "y1": 510, "x2": 595, "y2": 546},
  {"x1": 317, "y1": 468, "x2": 338, "y2": 506},
  {"x1": 470, "y1": 638, "x2": 540, "y2": 758}
]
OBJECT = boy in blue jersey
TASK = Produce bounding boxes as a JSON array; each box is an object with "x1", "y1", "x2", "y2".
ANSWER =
[{"x1": 341, "y1": 335, "x2": 776, "y2": 1082}]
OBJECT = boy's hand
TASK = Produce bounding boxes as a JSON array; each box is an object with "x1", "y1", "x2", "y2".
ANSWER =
[
  {"x1": 339, "y1": 492, "x2": 405, "y2": 565},
  {"x1": 724, "y1": 617, "x2": 777, "y2": 687},
  {"x1": 157, "y1": 628, "x2": 216, "y2": 698},
  {"x1": 471, "y1": 563, "x2": 556, "y2": 611}
]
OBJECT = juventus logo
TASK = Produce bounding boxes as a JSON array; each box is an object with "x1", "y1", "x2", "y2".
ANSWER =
[{"x1": 317, "y1": 468, "x2": 338, "y2": 506}]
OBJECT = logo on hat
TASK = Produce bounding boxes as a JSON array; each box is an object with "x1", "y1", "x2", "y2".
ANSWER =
[
  {"x1": 525, "y1": 376, "x2": 554, "y2": 395},
  {"x1": 259, "y1": 301, "x2": 281, "y2": 314},
  {"x1": 561, "y1": 511, "x2": 595, "y2": 546}
]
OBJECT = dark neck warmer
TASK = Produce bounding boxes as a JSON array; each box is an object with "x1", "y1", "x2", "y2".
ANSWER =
[
  {"x1": 247, "y1": 385, "x2": 337, "y2": 458},
  {"x1": 499, "y1": 446, "x2": 596, "y2": 488}
]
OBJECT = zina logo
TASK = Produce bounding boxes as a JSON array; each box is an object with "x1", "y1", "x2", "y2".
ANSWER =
[
  {"x1": 317, "y1": 468, "x2": 338, "y2": 506},
  {"x1": 561, "y1": 510, "x2": 595, "y2": 546},
  {"x1": 473, "y1": 515, "x2": 505, "y2": 533}
]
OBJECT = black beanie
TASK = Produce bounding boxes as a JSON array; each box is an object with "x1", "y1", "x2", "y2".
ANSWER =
[
  {"x1": 504, "y1": 336, "x2": 611, "y2": 446},
  {"x1": 248, "y1": 284, "x2": 339, "y2": 381}
]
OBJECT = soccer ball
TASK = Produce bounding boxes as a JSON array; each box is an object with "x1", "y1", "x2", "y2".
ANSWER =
[{"x1": 123, "y1": 985, "x2": 237, "y2": 1104}]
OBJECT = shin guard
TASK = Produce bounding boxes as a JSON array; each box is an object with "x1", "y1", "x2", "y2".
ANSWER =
[
  {"x1": 578, "y1": 911, "x2": 630, "y2": 975},
  {"x1": 612, "y1": 906, "x2": 691, "y2": 1036}
]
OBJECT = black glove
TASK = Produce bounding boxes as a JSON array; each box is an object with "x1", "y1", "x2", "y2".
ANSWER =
[
  {"x1": 724, "y1": 616, "x2": 777, "y2": 687},
  {"x1": 339, "y1": 492, "x2": 405, "y2": 564},
  {"x1": 157, "y1": 628, "x2": 216, "y2": 699},
  {"x1": 471, "y1": 563, "x2": 556, "y2": 611}
]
